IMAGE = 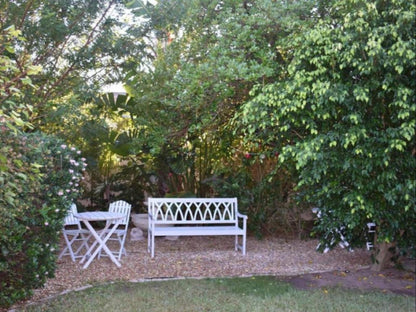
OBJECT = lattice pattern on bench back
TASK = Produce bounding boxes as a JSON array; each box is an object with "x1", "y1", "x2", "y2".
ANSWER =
[{"x1": 149, "y1": 198, "x2": 239, "y2": 224}]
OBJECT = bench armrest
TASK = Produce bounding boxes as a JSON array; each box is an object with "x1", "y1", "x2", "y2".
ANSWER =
[
  {"x1": 237, "y1": 212, "x2": 247, "y2": 232},
  {"x1": 237, "y1": 212, "x2": 248, "y2": 220}
]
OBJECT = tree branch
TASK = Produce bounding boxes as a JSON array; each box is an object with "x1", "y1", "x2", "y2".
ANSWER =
[{"x1": 36, "y1": 0, "x2": 118, "y2": 103}]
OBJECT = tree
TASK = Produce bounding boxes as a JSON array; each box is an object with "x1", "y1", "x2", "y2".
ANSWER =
[
  {"x1": 123, "y1": 0, "x2": 317, "y2": 197},
  {"x1": 0, "y1": 0, "x2": 146, "y2": 129},
  {"x1": 239, "y1": 0, "x2": 416, "y2": 269}
]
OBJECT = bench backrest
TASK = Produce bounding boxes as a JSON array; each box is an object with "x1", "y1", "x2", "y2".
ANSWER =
[{"x1": 148, "y1": 197, "x2": 238, "y2": 225}]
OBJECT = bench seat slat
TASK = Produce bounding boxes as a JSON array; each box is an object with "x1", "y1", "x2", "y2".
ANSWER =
[{"x1": 152, "y1": 225, "x2": 245, "y2": 236}]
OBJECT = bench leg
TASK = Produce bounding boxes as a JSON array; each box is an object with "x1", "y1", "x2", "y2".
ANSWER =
[
  {"x1": 147, "y1": 226, "x2": 156, "y2": 258},
  {"x1": 148, "y1": 229, "x2": 154, "y2": 257},
  {"x1": 151, "y1": 234, "x2": 155, "y2": 258},
  {"x1": 242, "y1": 233, "x2": 246, "y2": 255},
  {"x1": 147, "y1": 229, "x2": 150, "y2": 253},
  {"x1": 234, "y1": 235, "x2": 246, "y2": 255},
  {"x1": 150, "y1": 231, "x2": 155, "y2": 258}
]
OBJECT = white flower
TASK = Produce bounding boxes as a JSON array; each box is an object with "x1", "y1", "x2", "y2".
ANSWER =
[
  {"x1": 61, "y1": 144, "x2": 67, "y2": 149},
  {"x1": 58, "y1": 190, "x2": 64, "y2": 196}
]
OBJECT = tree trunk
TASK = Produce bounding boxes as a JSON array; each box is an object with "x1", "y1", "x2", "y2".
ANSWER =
[{"x1": 371, "y1": 242, "x2": 396, "y2": 271}]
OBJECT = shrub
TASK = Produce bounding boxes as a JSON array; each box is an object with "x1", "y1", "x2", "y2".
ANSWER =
[
  {"x1": 0, "y1": 128, "x2": 86, "y2": 308},
  {"x1": 206, "y1": 153, "x2": 302, "y2": 239}
]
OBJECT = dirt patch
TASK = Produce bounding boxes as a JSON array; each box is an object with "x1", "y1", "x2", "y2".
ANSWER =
[{"x1": 283, "y1": 258, "x2": 415, "y2": 296}]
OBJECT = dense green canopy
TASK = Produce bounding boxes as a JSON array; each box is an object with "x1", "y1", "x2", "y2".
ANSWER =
[{"x1": 239, "y1": 0, "x2": 415, "y2": 252}]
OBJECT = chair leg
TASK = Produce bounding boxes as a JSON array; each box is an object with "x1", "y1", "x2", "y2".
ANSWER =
[
  {"x1": 116, "y1": 233, "x2": 128, "y2": 260},
  {"x1": 97, "y1": 232, "x2": 128, "y2": 261},
  {"x1": 116, "y1": 235, "x2": 123, "y2": 260},
  {"x1": 60, "y1": 232, "x2": 91, "y2": 261},
  {"x1": 60, "y1": 234, "x2": 77, "y2": 262},
  {"x1": 58, "y1": 245, "x2": 69, "y2": 260},
  {"x1": 69, "y1": 236, "x2": 76, "y2": 261},
  {"x1": 74, "y1": 233, "x2": 90, "y2": 257}
]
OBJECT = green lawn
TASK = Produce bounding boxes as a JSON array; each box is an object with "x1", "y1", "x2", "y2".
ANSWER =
[{"x1": 18, "y1": 276, "x2": 414, "y2": 312}]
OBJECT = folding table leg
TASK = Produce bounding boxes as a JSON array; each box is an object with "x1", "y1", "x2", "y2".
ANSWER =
[{"x1": 80, "y1": 220, "x2": 122, "y2": 269}]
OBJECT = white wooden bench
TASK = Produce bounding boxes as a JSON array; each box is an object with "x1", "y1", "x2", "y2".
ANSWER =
[{"x1": 147, "y1": 197, "x2": 247, "y2": 258}]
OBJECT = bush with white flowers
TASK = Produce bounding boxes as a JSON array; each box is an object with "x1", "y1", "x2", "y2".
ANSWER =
[{"x1": 0, "y1": 129, "x2": 87, "y2": 308}]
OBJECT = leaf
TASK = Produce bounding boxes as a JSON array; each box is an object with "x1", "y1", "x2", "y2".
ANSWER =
[{"x1": 27, "y1": 65, "x2": 43, "y2": 75}]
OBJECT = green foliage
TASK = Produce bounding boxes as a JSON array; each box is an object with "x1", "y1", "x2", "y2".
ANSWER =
[
  {"x1": 205, "y1": 151, "x2": 300, "y2": 238},
  {"x1": 52, "y1": 92, "x2": 155, "y2": 212},
  {"x1": 16, "y1": 0, "x2": 316, "y2": 227},
  {"x1": 110, "y1": 159, "x2": 159, "y2": 213},
  {"x1": 0, "y1": 25, "x2": 40, "y2": 131},
  {"x1": 239, "y1": 0, "x2": 416, "y2": 251},
  {"x1": 1, "y1": 19, "x2": 89, "y2": 308},
  {"x1": 122, "y1": 0, "x2": 315, "y2": 204},
  {"x1": 0, "y1": 129, "x2": 86, "y2": 308},
  {"x1": 1, "y1": 0, "x2": 143, "y2": 129}
]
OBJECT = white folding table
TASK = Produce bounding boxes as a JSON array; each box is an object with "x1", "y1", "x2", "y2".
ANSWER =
[{"x1": 74, "y1": 211, "x2": 125, "y2": 269}]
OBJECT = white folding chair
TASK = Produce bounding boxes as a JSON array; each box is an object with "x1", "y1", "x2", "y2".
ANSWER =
[
  {"x1": 100, "y1": 200, "x2": 132, "y2": 260},
  {"x1": 58, "y1": 203, "x2": 90, "y2": 261}
]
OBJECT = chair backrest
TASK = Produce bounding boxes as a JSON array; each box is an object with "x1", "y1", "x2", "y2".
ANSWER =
[
  {"x1": 63, "y1": 203, "x2": 80, "y2": 226},
  {"x1": 108, "y1": 200, "x2": 132, "y2": 225}
]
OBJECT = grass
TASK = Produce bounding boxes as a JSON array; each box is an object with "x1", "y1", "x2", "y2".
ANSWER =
[{"x1": 17, "y1": 276, "x2": 414, "y2": 312}]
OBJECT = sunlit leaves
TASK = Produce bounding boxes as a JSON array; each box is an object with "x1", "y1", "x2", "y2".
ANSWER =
[{"x1": 238, "y1": 0, "x2": 416, "y2": 251}]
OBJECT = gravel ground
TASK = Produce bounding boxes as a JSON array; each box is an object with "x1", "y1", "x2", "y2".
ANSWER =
[{"x1": 14, "y1": 234, "x2": 371, "y2": 308}]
